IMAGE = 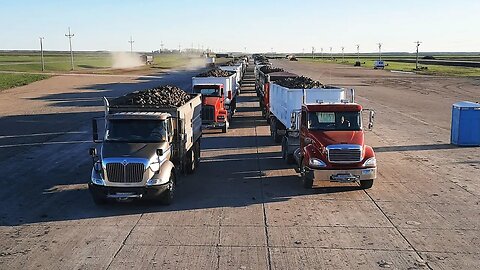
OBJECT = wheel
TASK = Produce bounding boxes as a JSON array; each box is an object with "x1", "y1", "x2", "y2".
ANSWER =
[
  {"x1": 282, "y1": 137, "x2": 295, "y2": 164},
  {"x1": 159, "y1": 173, "x2": 176, "y2": 205},
  {"x1": 186, "y1": 148, "x2": 195, "y2": 174},
  {"x1": 91, "y1": 192, "x2": 107, "y2": 205},
  {"x1": 194, "y1": 141, "x2": 201, "y2": 168},
  {"x1": 301, "y1": 163, "x2": 313, "y2": 189},
  {"x1": 222, "y1": 121, "x2": 229, "y2": 133},
  {"x1": 360, "y1": 179, "x2": 374, "y2": 189}
]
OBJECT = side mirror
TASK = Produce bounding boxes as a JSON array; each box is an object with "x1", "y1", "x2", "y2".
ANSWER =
[
  {"x1": 92, "y1": 117, "x2": 103, "y2": 143},
  {"x1": 89, "y1": 147, "x2": 97, "y2": 157},
  {"x1": 368, "y1": 110, "x2": 375, "y2": 130},
  {"x1": 156, "y1": 149, "x2": 164, "y2": 156}
]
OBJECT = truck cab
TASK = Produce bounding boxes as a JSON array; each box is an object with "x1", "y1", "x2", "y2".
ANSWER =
[
  {"x1": 296, "y1": 103, "x2": 377, "y2": 189},
  {"x1": 193, "y1": 84, "x2": 229, "y2": 133}
]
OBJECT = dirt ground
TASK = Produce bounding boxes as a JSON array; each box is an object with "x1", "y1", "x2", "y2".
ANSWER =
[{"x1": 0, "y1": 61, "x2": 479, "y2": 269}]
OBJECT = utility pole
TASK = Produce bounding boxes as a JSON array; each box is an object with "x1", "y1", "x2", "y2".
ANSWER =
[
  {"x1": 329, "y1": 47, "x2": 333, "y2": 60},
  {"x1": 341, "y1": 46, "x2": 345, "y2": 62},
  {"x1": 39, "y1": 37, "x2": 45, "y2": 71},
  {"x1": 311, "y1": 47, "x2": 315, "y2": 59},
  {"x1": 377, "y1": 43, "x2": 382, "y2": 60},
  {"x1": 65, "y1": 27, "x2": 75, "y2": 71},
  {"x1": 414, "y1": 41, "x2": 422, "y2": 70},
  {"x1": 321, "y1": 48, "x2": 323, "y2": 59},
  {"x1": 178, "y1": 44, "x2": 181, "y2": 53},
  {"x1": 128, "y1": 36, "x2": 134, "y2": 53},
  {"x1": 356, "y1": 44, "x2": 360, "y2": 62}
]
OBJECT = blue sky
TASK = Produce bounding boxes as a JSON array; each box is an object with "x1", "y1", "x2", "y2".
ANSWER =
[{"x1": 1, "y1": 0, "x2": 478, "y2": 53}]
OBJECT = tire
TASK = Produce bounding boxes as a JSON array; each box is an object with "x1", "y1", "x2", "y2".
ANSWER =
[
  {"x1": 194, "y1": 141, "x2": 201, "y2": 168},
  {"x1": 360, "y1": 179, "x2": 374, "y2": 189},
  {"x1": 222, "y1": 121, "x2": 228, "y2": 133},
  {"x1": 186, "y1": 148, "x2": 195, "y2": 174},
  {"x1": 159, "y1": 173, "x2": 175, "y2": 205},
  {"x1": 301, "y1": 163, "x2": 313, "y2": 189},
  {"x1": 282, "y1": 137, "x2": 295, "y2": 164}
]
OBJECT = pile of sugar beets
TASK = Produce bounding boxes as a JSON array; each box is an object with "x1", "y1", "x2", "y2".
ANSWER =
[
  {"x1": 111, "y1": 85, "x2": 192, "y2": 107},
  {"x1": 196, "y1": 68, "x2": 235, "y2": 77},
  {"x1": 275, "y1": 76, "x2": 323, "y2": 89}
]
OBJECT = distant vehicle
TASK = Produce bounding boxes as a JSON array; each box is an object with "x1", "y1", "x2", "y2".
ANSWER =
[
  {"x1": 373, "y1": 60, "x2": 385, "y2": 69},
  {"x1": 206, "y1": 57, "x2": 215, "y2": 68},
  {"x1": 141, "y1": 55, "x2": 154, "y2": 65}
]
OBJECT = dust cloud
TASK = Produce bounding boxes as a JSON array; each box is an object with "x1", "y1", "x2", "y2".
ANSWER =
[{"x1": 111, "y1": 52, "x2": 144, "y2": 69}]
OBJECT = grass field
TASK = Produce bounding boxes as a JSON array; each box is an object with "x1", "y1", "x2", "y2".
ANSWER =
[
  {"x1": 0, "y1": 73, "x2": 50, "y2": 91},
  {"x1": 300, "y1": 57, "x2": 480, "y2": 77},
  {"x1": 0, "y1": 52, "x2": 205, "y2": 90}
]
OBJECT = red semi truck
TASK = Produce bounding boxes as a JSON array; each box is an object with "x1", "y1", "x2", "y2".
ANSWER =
[
  {"x1": 295, "y1": 101, "x2": 377, "y2": 189},
  {"x1": 192, "y1": 84, "x2": 229, "y2": 133},
  {"x1": 267, "y1": 80, "x2": 377, "y2": 189}
]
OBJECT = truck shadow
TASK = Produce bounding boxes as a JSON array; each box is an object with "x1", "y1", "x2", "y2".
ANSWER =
[{"x1": 374, "y1": 143, "x2": 460, "y2": 153}]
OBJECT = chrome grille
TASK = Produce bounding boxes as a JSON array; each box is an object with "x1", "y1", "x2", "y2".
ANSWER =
[
  {"x1": 202, "y1": 105, "x2": 215, "y2": 122},
  {"x1": 106, "y1": 163, "x2": 144, "y2": 183},
  {"x1": 328, "y1": 147, "x2": 362, "y2": 163}
]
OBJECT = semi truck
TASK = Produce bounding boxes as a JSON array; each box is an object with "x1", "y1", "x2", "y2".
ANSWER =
[
  {"x1": 88, "y1": 92, "x2": 202, "y2": 205},
  {"x1": 192, "y1": 70, "x2": 238, "y2": 120},
  {"x1": 191, "y1": 83, "x2": 230, "y2": 133},
  {"x1": 268, "y1": 83, "x2": 377, "y2": 189}
]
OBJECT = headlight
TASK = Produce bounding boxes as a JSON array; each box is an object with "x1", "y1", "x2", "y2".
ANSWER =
[
  {"x1": 94, "y1": 161, "x2": 103, "y2": 172},
  {"x1": 309, "y1": 158, "x2": 326, "y2": 168},
  {"x1": 149, "y1": 162, "x2": 160, "y2": 172},
  {"x1": 363, "y1": 157, "x2": 376, "y2": 167}
]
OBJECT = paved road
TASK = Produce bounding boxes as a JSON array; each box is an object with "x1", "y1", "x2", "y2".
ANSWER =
[{"x1": 0, "y1": 62, "x2": 479, "y2": 269}]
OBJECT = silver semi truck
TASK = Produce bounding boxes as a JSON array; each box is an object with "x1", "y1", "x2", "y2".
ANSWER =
[{"x1": 88, "y1": 94, "x2": 202, "y2": 205}]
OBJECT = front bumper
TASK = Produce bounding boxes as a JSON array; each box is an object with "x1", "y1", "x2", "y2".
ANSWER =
[
  {"x1": 88, "y1": 182, "x2": 170, "y2": 200},
  {"x1": 312, "y1": 167, "x2": 377, "y2": 183},
  {"x1": 202, "y1": 121, "x2": 226, "y2": 129}
]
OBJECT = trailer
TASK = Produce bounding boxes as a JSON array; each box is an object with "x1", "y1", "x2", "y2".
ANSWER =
[{"x1": 88, "y1": 92, "x2": 202, "y2": 205}]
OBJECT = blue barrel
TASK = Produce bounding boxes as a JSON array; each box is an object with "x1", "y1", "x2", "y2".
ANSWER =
[{"x1": 451, "y1": 101, "x2": 480, "y2": 146}]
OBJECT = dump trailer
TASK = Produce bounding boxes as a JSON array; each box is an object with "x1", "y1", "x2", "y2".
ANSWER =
[
  {"x1": 256, "y1": 67, "x2": 297, "y2": 120},
  {"x1": 88, "y1": 89, "x2": 202, "y2": 205},
  {"x1": 219, "y1": 63, "x2": 243, "y2": 91}
]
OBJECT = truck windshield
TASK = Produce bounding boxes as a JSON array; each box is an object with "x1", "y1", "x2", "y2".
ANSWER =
[
  {"x1": 195, "y1": 87, "x2": 221, "y2": 97},
  {"x1": 308, "y1": 111, "x2": 361, "y2": 131},
  {"x1": 106, "y1": 119, "x2": 166, "y2": 143}
]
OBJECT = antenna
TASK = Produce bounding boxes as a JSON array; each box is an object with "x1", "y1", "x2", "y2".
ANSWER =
[{"x1": 65, "y1": 27, "x2": 75, "y2": 70}]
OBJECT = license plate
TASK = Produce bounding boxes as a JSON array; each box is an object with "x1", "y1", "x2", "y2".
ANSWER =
[{"x1": 362, "y1": 169, "x2": 373, "y2": 175}]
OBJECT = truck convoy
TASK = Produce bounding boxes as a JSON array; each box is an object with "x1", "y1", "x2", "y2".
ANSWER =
[
  {"x1": 87, "y1": 55, "x2": 378, "y2": 206},
  {"x1": 88, "y1": 86, "x2": 202, "y2": 205}
]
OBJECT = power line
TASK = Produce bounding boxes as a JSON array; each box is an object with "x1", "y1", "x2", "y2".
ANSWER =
[
  {"x1": 65, "y1": 27, "x2": 75, "y2": 71},
  {"x1": 414, "y1": 41, "x2": 422, "y2": 70},
  {"x1": 128, "y1": 36, "x2": 134, "y2": 53},
  {"x1": 377, "y1": 43, "x2": 382, "y2": 60},
  {"x1": 39, "y1": 37, "x2": 45, "y2": 72}
]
